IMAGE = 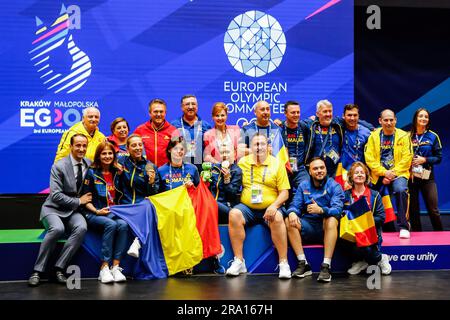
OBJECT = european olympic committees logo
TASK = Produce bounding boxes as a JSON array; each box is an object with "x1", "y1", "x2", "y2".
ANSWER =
[
  {"x1": 29, "y1": 4, "x2": 91, "y2": 94},
  {"x1": 224, "y1": 10, "x2": 286, "y2": 78}
]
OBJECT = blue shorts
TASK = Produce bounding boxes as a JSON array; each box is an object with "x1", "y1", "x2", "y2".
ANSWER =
[
  {"x1": 234, "y1": 203, "x2": 286, "y2": 226},
  {"x1": 300, "y1": 216, "x2": 324, "y2": 244}
]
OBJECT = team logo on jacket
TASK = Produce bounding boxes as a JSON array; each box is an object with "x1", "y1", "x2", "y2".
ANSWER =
[
  {"x1": 224, "y1": 10, "x2": 286, "y2": 77},
  {"x1": 29, "y1": 4, "x2": 91, "y2": 94}
]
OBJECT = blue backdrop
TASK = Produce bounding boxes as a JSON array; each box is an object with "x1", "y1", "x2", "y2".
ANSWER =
[
  {"x1": 0, "y1": 0, "x2": 354, "y2": 194},
  {"x1": 355, "y1": 3, "x2": 450, "y2": 213}
]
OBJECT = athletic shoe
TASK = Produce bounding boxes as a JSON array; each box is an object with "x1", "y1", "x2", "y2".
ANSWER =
[
  {"x1": 399, "y1": 229, "x2": 410, "y2": 239},
  {"x1": 378, "y1": 254, "x2": 392, "y2": 275},
  {"x1": 225, "y1": 257, "x2": 247, "y2": 276},
  {"x1": 111, "y1": 265, "x2": 126, "y2": 282},
  {"x1": 317, "y1": 263, "x2": 332, "y2": 282},
  {"x1": 347, "y1": 261, "x2": 369, "y2": 275},
  {"x1": 98, "y1": 265, "x2": 114, "y2": 284},
  {"x1": 292, "y1": 260, "x2": 312, "y2": 278},
  {"x1": 278, "y1": 261, "x2": 292, "y2": 279}
]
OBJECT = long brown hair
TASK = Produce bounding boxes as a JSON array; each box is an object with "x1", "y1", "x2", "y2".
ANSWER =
[
  {"x1": 410, "y1": 108, "x2": 431, "y2": 136},
  {"x1": 92, "y1": 141, "x2": 117, "y2": 170}
]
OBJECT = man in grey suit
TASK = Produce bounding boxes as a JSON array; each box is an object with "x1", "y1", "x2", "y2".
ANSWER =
[{"x1": 28, "y1": 134, "x2": 92, "y2": 287}]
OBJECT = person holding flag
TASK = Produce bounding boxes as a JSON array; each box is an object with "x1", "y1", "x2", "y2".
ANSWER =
[
  {"x1": 365, "y1": 109, "x2": 413, "y2": 239},
  {"x1": 226, "y1": 133, "x2": 292, "y2": 279},
  {"x1": 285, "y1": 157, "x2": 344, "y2": 282},
  {"x1": 341, "y1": 161, "x2": 392, "y2": 275},
  {"x1": 158, "y1": 136, "x2": 200, "y2": 192}
]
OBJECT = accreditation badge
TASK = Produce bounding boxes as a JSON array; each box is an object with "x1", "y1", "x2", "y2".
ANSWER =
[
  {"x1": 289, "y1": 157, "x2": 298, "y2": 172},
  {"x1": 251, "y1": 184, "x2": 263, "y2": 204},
  {"x1": 327, "y1": 149, "x2": 340, "y2": 164}
]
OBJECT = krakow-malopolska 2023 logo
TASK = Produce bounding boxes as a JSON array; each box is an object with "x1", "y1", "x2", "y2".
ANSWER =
[
  {"x1": 29, "y1": 4, "x2": 91, "y2": 94},
  {"x1": 224, "y1": 10, "x2": 286, "y2": 78}
]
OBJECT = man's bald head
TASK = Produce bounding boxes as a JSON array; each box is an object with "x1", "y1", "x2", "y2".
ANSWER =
[{"x1": 379, "y1": 109, "x2": 397, "y2": 135}]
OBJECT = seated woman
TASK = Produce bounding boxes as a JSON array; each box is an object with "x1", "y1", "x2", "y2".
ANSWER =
[
  {"x1": 208, "y1": 145, "x2": 242, "y2": 224},
  {"x1": 117, "y1": 134, "x2": 159, "y2": 204},
  {"x1": 107, "y1": 117, "x2": 130, "y2": 156},
  {"x1": 82, "y1": 141, "x2": 129, "y2": 283},
  {"x1": 343, "y1": 161, "x2": 392, "y2": 275},
  {"x1": 203, "y1": 102, "x2": 241, "y2": 163},
  {"x1": 158, "y1": 136, "x2": 200, "y2": 192}
]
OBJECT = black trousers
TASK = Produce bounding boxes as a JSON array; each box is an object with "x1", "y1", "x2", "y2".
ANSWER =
[{"x1": 409, "y1": 176, "x2": 443, "y2": 231}]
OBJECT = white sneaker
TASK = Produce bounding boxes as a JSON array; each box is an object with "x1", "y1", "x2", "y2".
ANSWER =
[
  {"x1": 347, "y1": 261, "x2": 369, "y2": 275},
  {"x1": 225, "y1": 257, "x2": 247, "y2": 276},
  {"x1": 127, "y1": 237, "x2": 141, "y2": 258},
  {"x1": 111, "y1": 265, "x2": 126, "y2": 282},
  {"x1": 399, "y1": 229, "x2": 410, "y2": 239},
  {"x1": 98, "y1": 265, "x2": 114, "y2": 284},
  {"x1": 278, "y1": 261, "x2": 292, "y2": 279},
  {"x1": 378, "y1": 254, "x2": 392, "y2": 275}
]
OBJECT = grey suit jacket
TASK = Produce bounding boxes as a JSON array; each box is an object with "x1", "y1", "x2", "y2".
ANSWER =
[{"x1": 40, "y1": 155, "x2": 91, "y2": 220}]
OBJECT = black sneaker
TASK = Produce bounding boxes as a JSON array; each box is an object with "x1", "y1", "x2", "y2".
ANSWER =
[
  {"x1": 292, "y1": 260, "x2": 312, "y2": 278},
  {"x1": 317, "y1": 263, "x2": 332, "y2": 282}
]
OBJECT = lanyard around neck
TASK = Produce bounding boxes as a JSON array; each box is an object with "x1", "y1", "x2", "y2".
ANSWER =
[
  {"x1": 169, "y1": 164, "x2": 184, "y2": 190},
  {"x1": 413, "y1": 131, "x2": 427, "y2": 155},
  {"x1": 250, "y1": 164, "x2": 268, "y2": 184},
  {"x1": 181, "y1": 117, "x2": 202, "y2": 143}
]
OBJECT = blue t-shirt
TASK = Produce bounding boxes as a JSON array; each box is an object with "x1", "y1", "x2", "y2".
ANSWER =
[
  {"x1": 158, "y1": 163, "x2": 200, "y2": 192},
  {"x1": 312, "y1": 125, "x2": 341, "y2": 158},
  {"x1": 240, "y1": 121, "x2": 282, "y2": 147},
  {"x1": 380, "y1": 132, "x2": 395, "y2": 170},
  {"x1": 341, "y1": 125, "x2": 371, "y2": 170},
  {"x1": 171, "y1": 117, "x2": 211, "y2": 164},
  {"x1": 282, "y1": 124, "x2": 306, "y2": 165}
]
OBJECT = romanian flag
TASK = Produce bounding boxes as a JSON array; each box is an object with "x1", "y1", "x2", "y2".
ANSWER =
[
  {"x1": 378, "y1": 184, "x2": 397, "y2": 223},
  {"x1": 271, "y1": 128, "x2": 292, "y2": 174},
  {"x1": 340, "y1": 197, "x2": 378, "y2": 247},
  {"x1": 111, "y1": 185, "x2": 219, "y2": 279},
  {"x1": 334, "y1": 162, "x2": 350, "y2": 190},
  {"x1": 187, "y1": 179, "x2": 222, "y2": 259}
]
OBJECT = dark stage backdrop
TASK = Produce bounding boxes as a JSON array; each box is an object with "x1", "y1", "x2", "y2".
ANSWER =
[
  {"x1": 0, "y1": 0, "x2": 353, "y2": 193},
  {"x1": 355, "y1": 0, "x2": 450, "y2": 212}
]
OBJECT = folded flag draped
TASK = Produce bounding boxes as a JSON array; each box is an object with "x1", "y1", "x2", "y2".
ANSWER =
[
  {"x1": 111, "y1": 185, "x2": 215, "y2": 279},
  {"x1": 187, "y1": 179, "x2": 222, "y2": 259},
  {"x1": 378, "y1": 184, "x2": 397, "y2": 223},
  {"x1": 110, "y1": 201, "x2": 168, "y2": 279},
  {"x1": 340, "y1": 197, "x2": 378, "y2": 247},
  {"x1": 149, "y1": 186, "x2": 204, "y2": 275},
  {"x1": 271, "y1": 128, "x2": 292, "y2": 174}
]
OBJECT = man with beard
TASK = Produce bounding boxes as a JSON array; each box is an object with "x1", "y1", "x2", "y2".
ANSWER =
[
  {"x1": 285, "y1": 157, "x2": 344, "y2": 282},
  {"x1": 134, "y1": 98, "x2": 179, "y2": 167}
]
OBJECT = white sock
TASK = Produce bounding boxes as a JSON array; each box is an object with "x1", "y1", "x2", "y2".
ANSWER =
[
  {"x1": 323, "y1": 258, "x2": 331, "y2": 266},
  {"x1": 297, "y1": 254, "x2": 307, "y2": 263}
]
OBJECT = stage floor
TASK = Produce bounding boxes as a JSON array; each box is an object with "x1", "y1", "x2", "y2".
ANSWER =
[{"x1": 1, "y1": 270, "x2": 450, "y2": 300}]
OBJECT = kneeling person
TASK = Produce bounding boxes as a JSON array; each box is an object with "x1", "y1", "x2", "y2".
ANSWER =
[
  {"x1": 285, "y1": 157, "x2": 344, "y2": 282},
  {"x1": 226, "y1": 134, "x2": 291, "y2": 279}
]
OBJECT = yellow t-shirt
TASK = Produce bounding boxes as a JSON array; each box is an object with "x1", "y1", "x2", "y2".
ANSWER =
[{"x1": 238, "y1": 154, "x2": 290, "y2": 210}]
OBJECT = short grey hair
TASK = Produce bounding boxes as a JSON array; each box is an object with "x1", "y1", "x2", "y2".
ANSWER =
[
  {"x1": 82, "y1": 107, "x2": 100, "y2": 117},
  {"x1": 316, "y1": 99, "x2": 332, "y2": 113}
]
